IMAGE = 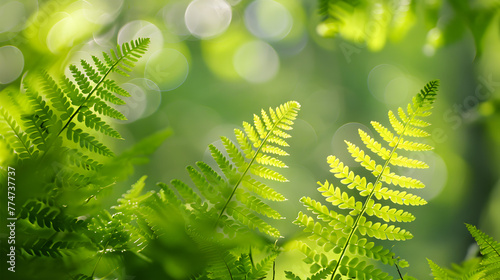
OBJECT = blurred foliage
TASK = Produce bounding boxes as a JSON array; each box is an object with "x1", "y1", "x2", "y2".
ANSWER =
[{"x1": 0, "y1": 0, "x2": 499, "y2": 279}]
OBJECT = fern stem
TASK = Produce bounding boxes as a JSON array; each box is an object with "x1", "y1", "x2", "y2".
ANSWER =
[
  {"x1": 223, "y1": 257, "x2": 235, "y2": 280},
  {"x1": 29, "y1": 116, "x2": 48, "y2": 149},
  {"x1": 329, "y1": 109, "x2": 419, "y2": 279},
  {"x1": 92, "y1": 240, "x2": 110, "y2": 277},
  {"x1": 58, "y1": 60, "x2": 121, "y2": 137},
  {"x1": 214, "y1": 111, "x2": 288, "y2": 228},
  {"x1": 394, "y1": 259, "x2": 404, "y2": 280}
]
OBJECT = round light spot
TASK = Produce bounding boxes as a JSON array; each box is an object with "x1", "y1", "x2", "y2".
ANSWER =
[
  {"x1": 399, "y1": 152, "x2": 447, "y2": 201},
  {"x1": 116, "y1": 79, "x2": 162, "y2": 124},
  {"x1": 244, "y1": 0, "x2": 293, "y2": 41},
  {"x1": 0, "y1": 1, "x2": 26, "y2": 34},
  {"x1": 82, "y1": 0, "x2": 123, "y2": 25},
  {"x1": 163, "y1": 2, "x2": 190, "y2": 37},
  {"x1": 331, "y1": 122, "x2": 373, "y2": 166},
  {"x1": 233, "y1": 40, "x2": 279, "y2": 83},
  {"x1": 93, "y1": 25, "x2": 117, "y2": 48},
  {"x1": 117, "y1": 20, "x2": 164, "y2": 53},
  {"x1": 0, "y1": 46, "x2": 24, "y2": 84},
  {"x1": 368, "y1": 64, "x2": 401, "y2": 103},
  {"x1": 185, "y1": 0, "x2": 232, "y2": 39},
  {"x1": 367, "y1": 64, "x2": 417, "y2": 106},
  {"x1": 46, "y1": 14, "x2": 78, "y2": 53},
  {"x1": 145, "y1": 48, "x2": 189, "y2": 91},
  {"x1": 385, "y1": 76, "x2": 414, "y2": 105}
]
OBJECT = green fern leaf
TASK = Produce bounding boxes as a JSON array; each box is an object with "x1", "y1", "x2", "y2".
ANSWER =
[
  {"x1": 0, "y1": 107, "x2": 37, "y2": 160},
  {"x1": 20, "y1": 238, "x2": 87, "y2": 258},
  {"x1": 76, "y1": 106, "x2": 122, "y2": 138},
  {"x1": 87, "y1": 95, "x2": 127, "y2": 120},
  {"x1": 428, "y1": 257, "x2": 484, "y2": 280},
  {"x1": 285, "y1": 271, "x2": 302, "y2": 280},
  {"x1": 226, "y1": 205, "x2": 281, "y2": 238},
  {"x1": 466, "y1": 224, "x2": 500, "y2": 279},
  {"x1": 292, "y1": 80, "x2": 440, "y2": 279},
  {"x1": 161, "y1": 101, "x2": 299, "y2": 239},
  {"x1": 18, "y1": 199, "x2": 86, "y2": 232},
  {"x1": 65, "y1": 148, "x2": 103, "y2": 171},
  {"x1": 428, "y1": 259, "x2": 452, "y2": 280},
  {"x1": 41, "y1": 72, "x2": 74, "y2": 120},
  {"x1": 66, "y1": 123, "x2": 114, "y2": 157}
]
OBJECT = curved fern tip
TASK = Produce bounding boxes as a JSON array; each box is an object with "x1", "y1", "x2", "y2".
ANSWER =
[{"x1": 290, "y1": 100, "x2": 301, "y2": 108}]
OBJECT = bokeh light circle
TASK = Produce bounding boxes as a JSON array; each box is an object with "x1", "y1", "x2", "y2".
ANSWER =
[
  {"x1": 244, "y1": 0, "x2": 293, "y2": 41},
  {"x1": 82, "y1": 0, "x2": 123, "y2": 25},
  {"x1": 116, "y1": 78, "x2": 162, "y2": 124},
  {"x1": 185, "y1": 0, "x2": 232, "y2": 39},
  {"x1": 233, "y1": 40, "x2": 279, "y2": 83},
  {"x1": 0, "y1": 46, "x2": 24, "y2": 84},
  {"x1": 331, "y1": 123, "x2": 373, "y2": 166},
  {"x1": 145, "y1": 48, "x2": 189, "y2": 92},
  {"x1": 0, "y1": 1, "x2": 26, "y2": 34},
  {"x1": 162, "y1": 2, "x2": 190, "y2": 37},
  {"x1": 46, "y1": 14, "x2": 78, "y2": 54},
  {"x1": 399, "y1": 152, "x2": 448, "y2": 201},
  {"x1": 367, "y1": 64, "x2": 417, "y2": 106},
  {"x1": 118, "y1": 20, "x2": 164, "y2": 53}
]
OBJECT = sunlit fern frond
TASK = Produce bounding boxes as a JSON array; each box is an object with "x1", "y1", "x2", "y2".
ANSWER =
[
  {"x1": 0, "y1": 38, "x2": 150, "y2": 168},
  {"x1": 40, "y1": 38, "x2": 149, "y2": 158},
  {"x1": 161, "y1": 101, "x2": 300, "y2": 239},
  {"x1": 289, "y1": 80, "x2": 439, "y2": 279}
]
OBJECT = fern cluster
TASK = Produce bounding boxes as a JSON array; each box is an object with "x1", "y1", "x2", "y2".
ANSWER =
[
  {"x1": 287, "y1": 80, "x2": 439, "y2": 279},
  {"x1": 0, "y1": 38, "x2": 185, "y2": 280},
  {"x1": 0, "y1": 31, "x2": 455, "y2": 279}
]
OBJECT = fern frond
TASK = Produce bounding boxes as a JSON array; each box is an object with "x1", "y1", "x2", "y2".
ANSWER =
[
  {"x1": 466, "y1": 224, "x2": 500, "y2": 279},
  {"x1": 20, "y1": 238, "x2": 87, "y2": 258},
  {"x1": 235, "y1": 190, "x2": 282, "y2": 219},
  {"x1": 0, "y1": 107, "x2": 38, "y2": 160},
  {"x1": 428, "y1": 259, "x2": 451, "y2": 280},
  {"x1": 338, "y1": 256, "x2": 392, "y2": 280},
  {"x1": 285, "y1": 271, "x2": 302, "y2": 280},
  {"x1": 241, "y1": 178, "x2": 286, "y2": 202},
  {"x1": 39, "y1": 38, "x2": 150, "y2": 159},
  {"x1": 87, "y1": 95, "x2": 127, "y2": 120},
  {"x1": 359, "y1": 129, "x2": 428, "y2": 168},
  {"x1": 66, "y1": 123, "x2": 114, "y2": 157},
  {"x1": 76, "y1": 107, "x2": 122, "y2": 138},
  {"x1": 428, "y1": 257, "x2": 484, "y2": 280},
  {"x1": 226, "y1": 205, "x2": 281, "y2": 238},
  {"x1": 41, "y1": 72, "x2": 74, "y2": 120},
  {"x1": 114, "y1": 176, "x2": 154, "y2": 211},
  {"x1": 66, "y1": 148, "x2": 103, "y2": 171},
  {"x1": 87, "y1": 211, "x2": 131, "y2": 252},
  {"x1": 162, "y1": 101, "x2": 299, "y2": 239},
  {"x1": 18, "y1": 199, "x2": 86, "y2": 232},
  {"x1": 292, "y1": 81, "x2": 439, "y2": 279}
]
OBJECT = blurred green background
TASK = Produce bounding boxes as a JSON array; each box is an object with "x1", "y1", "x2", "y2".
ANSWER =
[{"x1": 1, "y1": 0, "x2": 499, "y2": 278}]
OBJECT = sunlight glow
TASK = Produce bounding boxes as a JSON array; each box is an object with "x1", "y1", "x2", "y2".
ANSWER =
[
  {"x1": 185, "y1": 0, "x2": 232, "y2": 39},
  {"x1": 0, "y1": 46, "x2": 24, "y2": 84}
]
